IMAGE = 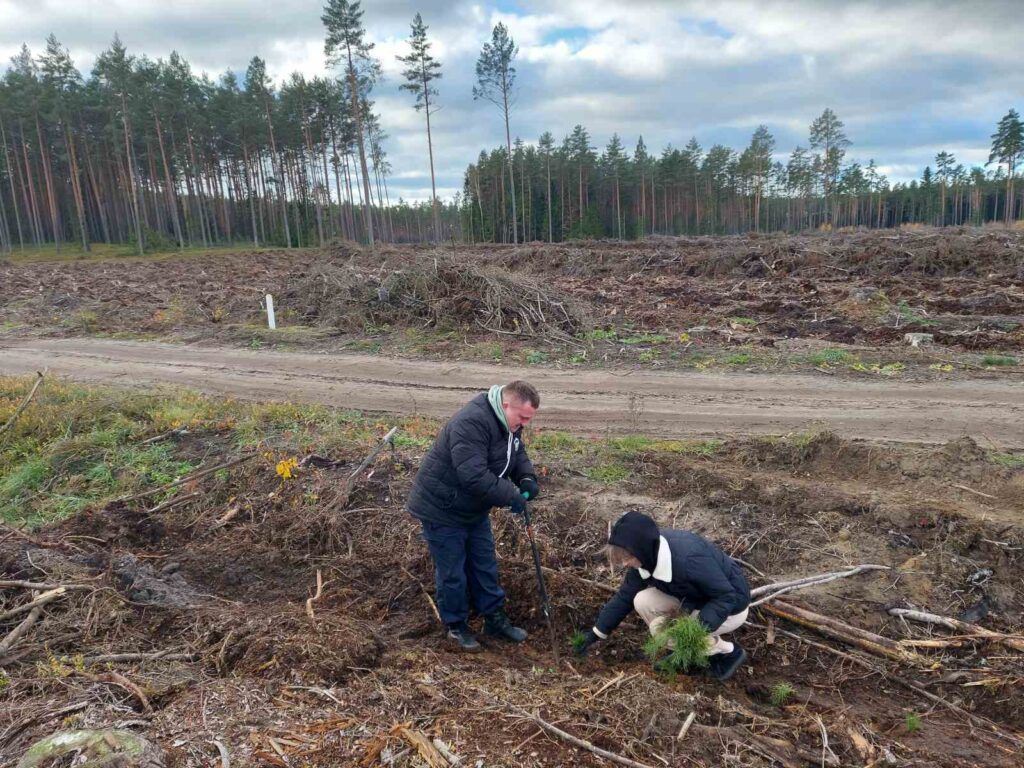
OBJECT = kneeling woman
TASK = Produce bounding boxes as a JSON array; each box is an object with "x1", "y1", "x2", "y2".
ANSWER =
[{"x1": 577, "y1": 511, "x2": 751, "y2": 681}]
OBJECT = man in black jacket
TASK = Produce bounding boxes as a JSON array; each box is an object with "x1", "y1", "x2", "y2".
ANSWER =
[
  {"x1": 576, "y1": 511, "x2": 751, "y2": 681},
  {"x1": 408, "y1": 381, "x2": 541, "y2": 651}
]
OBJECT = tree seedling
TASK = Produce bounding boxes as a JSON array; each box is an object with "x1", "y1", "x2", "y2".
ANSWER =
[
  {"x1": 644, "y1": 616, "x2": 710, "y2": 676},
  {"x1": 570, "y1": 630, "x2": 589, "y2": 653},
  {"x1": 770, "y1": 682, "x2": 795, "y2": 707},
  {"x1": 905, "y1": 712, "x2": 922, "y2": 734}
]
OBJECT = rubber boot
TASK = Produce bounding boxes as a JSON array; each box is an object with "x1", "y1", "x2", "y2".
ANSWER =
[
  {"x1": 446, "y1": 622, "x2": 482, "y2": 652},
  {"x1": 483, "y1": 609, "x2": 528, "y2": 642}
]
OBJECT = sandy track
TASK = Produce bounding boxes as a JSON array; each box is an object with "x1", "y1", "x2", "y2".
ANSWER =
[{"x1": 1, "y1": 337, "x2": 1021, "y2": 446}]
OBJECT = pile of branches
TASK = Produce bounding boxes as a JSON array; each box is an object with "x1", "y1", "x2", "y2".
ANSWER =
[{"x1": 283, "y1": 252, "x2": 592, "y2": 342}]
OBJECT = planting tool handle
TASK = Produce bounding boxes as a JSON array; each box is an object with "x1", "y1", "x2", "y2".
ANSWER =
[{"x1": 521, "y1": 503, "x2": 561, "y2": 662}]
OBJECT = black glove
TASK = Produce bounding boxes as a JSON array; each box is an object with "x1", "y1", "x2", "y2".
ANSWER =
[
  {"x1": 519, "y1": 476, "x2": 540, "y2": 501},
  {"x1": 574, "y1": 628, "x2": 600, "y2": 656},
  {"x1": 509, "y1": 492, "x2": 527, "y2": 515}
]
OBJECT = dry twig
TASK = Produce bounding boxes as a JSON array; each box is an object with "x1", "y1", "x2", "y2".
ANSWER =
[{"x1": 0, "y1": 370, "x2": 43, "y2": 439}]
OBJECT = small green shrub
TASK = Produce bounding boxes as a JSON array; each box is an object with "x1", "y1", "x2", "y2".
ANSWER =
[
  {"x1": 905, "y1": 712, "x2": 922, "y2": 733},
  {"x1": 525, "y1": 350, "x2": 547, "y2": 364},
  {"x1": 723, "y1": 352, "x2": 752, "y2": 365},
  {"x1": 582, "y1": 328, "x2": 617, "y2": 341},
  {"x1": 809, "y1": 348, "x2": 853, "y2": 365},
  {"x1": 982, "y1": 354, "x2": 1017, "y2": 367},
  {"x1": 620, "y1": 333, "x2": 669, "y2": 345},
  {"x1": 770, "y1": 682, "x2": 795, "y2": 706},
  {"x1": 644, "y1": 616, "x2": 710, "y2": 675},
  {"x1": 585, "y1": 462, "x2": 631, "y2": 484},
  {"x1": 728, "y1": 317, "x2": 758, "y2": 327}
]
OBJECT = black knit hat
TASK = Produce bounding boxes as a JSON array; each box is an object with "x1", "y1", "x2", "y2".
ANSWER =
[{"x1": 608, "y1": 510, "x2": 660, "y2": 571}]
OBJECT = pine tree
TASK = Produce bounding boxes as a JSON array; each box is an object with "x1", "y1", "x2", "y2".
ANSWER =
[
  {"x1": 808, "y1": 108, "x2": 849, "y2": 229},
  {"x1": 538, "y1": 131, "x2": 555, "y2": 242},
  {"x1": 473, "y1": 23, "x2": 519, "y2": 244},
  {"x1": 934, "y1": 150, "x2": 956, "y2": 226},
  {"x1": 323, "y1": 0, "x2": 380, "y2": 248},
  {"x1": 989, "y1": 108, "x2": 1023, "y2": 225},
  {"x1": 397, "y1": 13, "x2": 442, "y2": 241},
  {"x1": 742, "y1": 125, "x2": 775, "y2": 231},
  {"x1": 603, "y1": 134, "x2": 626, "y2": 238}
]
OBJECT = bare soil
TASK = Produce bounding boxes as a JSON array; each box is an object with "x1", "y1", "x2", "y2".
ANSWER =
[
  {"x1": 2, "y1": 415, "x2": 1024, "y2": 767},
  {"x1": 1, "y1": 337, "x2": 1022, "y2": 447}
]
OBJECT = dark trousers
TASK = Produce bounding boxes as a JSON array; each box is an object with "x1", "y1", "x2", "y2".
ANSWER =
[{"x1": 420, "y1": 515, "x2": 505, "y2": 626}]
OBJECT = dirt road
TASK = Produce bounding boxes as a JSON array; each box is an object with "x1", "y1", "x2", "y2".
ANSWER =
[{"x1": 1, "y1": 337, "x2": 1021, "y2": 446}]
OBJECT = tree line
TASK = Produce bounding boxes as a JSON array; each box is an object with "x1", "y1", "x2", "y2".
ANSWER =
[
  {"x1": 1, "y1": 2, "x2": 1021, "y2": 254},
  {"x1": 0, "y1": 2, "x2": 461, "y2": 255},
  {"x1": 461, "y1": 107, "x2": 1024, "y2": 243}
]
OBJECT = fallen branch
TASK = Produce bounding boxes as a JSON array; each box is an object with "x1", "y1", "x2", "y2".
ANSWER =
[
  {"x1": 0, "y1": 586, "x2": 68, "y2": 623},
  {"x1": 392, "y1": 724, "x2": 448, "y2": 768},
  {"x1": 0, "y1": 580, "x2": 92, "y2": 591},
  {"x1": 402, "y1": 567, "x2": 442, "y2": 624},
  {"x1": 750, "y1": 564, "x2": 889, "y2": 603},
  {"x1": 691, "y1": 724, "x2": 815, "y2": 768},
  {"x1": 336, "y1": 427, "x2": 399, "y2": 509},
  {"x1": 676, "y1": 712, "x2": 696, "y2": 741},
  {"x1": 116, "y1": 454, "x2": 255, "y2": 504},
  {"x1": 305, "y1": 569, "x2": 324, "y2": 620},
  {"x1": 752, "y1": 620, "x2": 1024, "y2": 750},
  {"x1": 888, "y1": 607, "x2": 1024, "y2": 653},
  {"x1": 951, "y1": 483, "x2": 997, "y2": 500},
  {"x1": 213, "y1": 739, "x2": 231, "y2": 768},
  {"x1": 78, "y1": 650, "x2": 197, "y2": 665},
  {"x1": 502, "y1": 701, "x2": 657, "y2": 768},
  {"x1": 81, "y1": 670, "x2": 154, "y2": 714},
  {"x1": 145, "y1": 491, "x2": 201, "y2": 516},
  {"x1": 0, "y1": 370, "x2": 43, "y2": 439},
  {"x1": 0, "y1": 701, "x2": 89, "y2": 750},
  {"x1": 431, "y1": 737, "x2": 463, "y2": 766},
  {"x1": 0, "y1": 604, "x2": 46, "y2": 655},
  {"x1": 762, "y1": 600, "x2": 928, "y2": 666}
]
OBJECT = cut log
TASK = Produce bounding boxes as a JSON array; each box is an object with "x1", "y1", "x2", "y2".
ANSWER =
[
  {"x1": 888, "y1": 607, "x2": 1024, "y2": 653},
  {"x1": 762, "y1": 601, "x2": 928, "y2": 666}
]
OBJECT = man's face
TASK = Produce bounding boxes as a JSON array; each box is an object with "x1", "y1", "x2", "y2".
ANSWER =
[{"x1": 503, "y1": 398, "x2": 537, "y2": 431}]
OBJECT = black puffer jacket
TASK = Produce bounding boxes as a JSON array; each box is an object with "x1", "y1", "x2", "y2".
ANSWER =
[
  {"x1": 407, "y1": 393, "x2": 536, "y2": 526},
  {"x1": 595, "y1": 512, "x2": 750, "y2": 635}
]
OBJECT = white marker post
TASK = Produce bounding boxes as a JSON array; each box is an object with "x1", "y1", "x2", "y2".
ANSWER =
[{"x1": 265, "y1": 294, "x2": 277, "y2": 330}]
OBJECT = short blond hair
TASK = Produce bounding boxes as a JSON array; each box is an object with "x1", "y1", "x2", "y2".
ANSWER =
[{"x1": 504, "y1": 380, "x2": 540, "y2": 408}]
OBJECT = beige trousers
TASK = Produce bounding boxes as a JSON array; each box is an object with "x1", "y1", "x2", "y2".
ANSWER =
[{"x1": 634, "y1": 587, "x2": 748, "y2": 656}]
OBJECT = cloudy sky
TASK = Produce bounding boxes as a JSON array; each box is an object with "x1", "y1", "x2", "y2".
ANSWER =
[{"x1": 2, "y1": 0, "x2": 1022, "y2": 201}]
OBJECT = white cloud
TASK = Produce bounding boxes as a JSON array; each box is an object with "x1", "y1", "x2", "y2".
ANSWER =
[{"x1": 2, "y1": 0, "x2": 1021, "y2": 197}]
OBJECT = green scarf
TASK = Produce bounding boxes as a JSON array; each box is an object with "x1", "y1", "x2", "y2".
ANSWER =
[{"x1": 487, "y1": 384, "x2": 510, "y2": 433}]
